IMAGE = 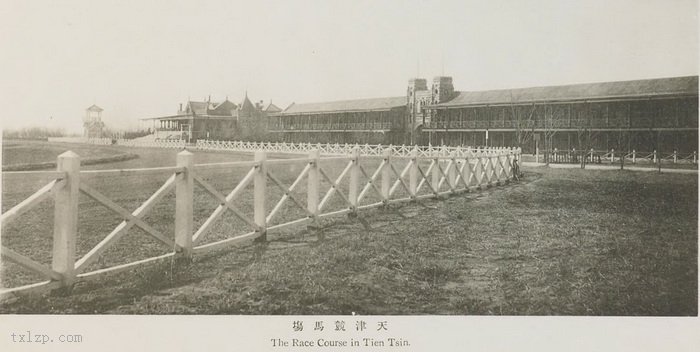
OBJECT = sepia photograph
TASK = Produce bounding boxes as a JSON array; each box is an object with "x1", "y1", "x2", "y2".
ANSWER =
[{"x1": 1, "y1": 0, "x2": 698, "y2": 351}]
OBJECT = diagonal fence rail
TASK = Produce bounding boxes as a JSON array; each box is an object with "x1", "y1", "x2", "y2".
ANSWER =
[{"x1": 1, "y1": 146, "x2": 521, "y2": 298}]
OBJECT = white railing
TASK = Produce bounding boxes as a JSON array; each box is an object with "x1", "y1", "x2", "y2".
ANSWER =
[
  {"x1": 46, "y1": 137, "x2": 522, "y2": 158},
  {"x1": 195, "y1": 140, "x2": 519, "y2": 158},
  {"x1": 115, "y1": 139, "x2": 186, "y2": 148},
  {"x1": 542, "y1": 148, "x2": 698, "y2": 165},
  {"x1": 0, "y1": 146, "x2": 521, "y2": 298}
]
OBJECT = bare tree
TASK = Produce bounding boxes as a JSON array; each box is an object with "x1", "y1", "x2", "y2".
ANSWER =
[
  {"x1": 509, "y1": 91, "x2": 537, "y2": 152},
  {"x1": 573, "y1": 103, "x2": 601, "y2": 166}
]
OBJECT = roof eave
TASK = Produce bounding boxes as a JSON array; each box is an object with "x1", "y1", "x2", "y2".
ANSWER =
[
  {"x1": 277, "y1": 106, "x2": 406, "y2": 116},
  {"x1": 428, "y1": 91, "x2": 698, "y2": 109}
]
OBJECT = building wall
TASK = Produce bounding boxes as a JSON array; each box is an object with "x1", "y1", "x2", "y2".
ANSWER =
[
  {"x1": 268, "y1": 107, "x2": 407, "y2": 145},
  {"x1": 424, "y1": 97, "x2": 698, "y2": 153}
]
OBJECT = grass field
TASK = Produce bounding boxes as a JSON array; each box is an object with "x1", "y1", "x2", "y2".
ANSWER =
[
  {"x1": 1, "y1": 140, "x2": 138, "y2": 170},
  {"x1": 0, "y1": 143, "x2": 697, "y2": 315}
]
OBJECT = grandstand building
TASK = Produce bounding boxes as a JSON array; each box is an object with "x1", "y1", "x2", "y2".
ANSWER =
[
  {"x1": 268, "y1": 75, "x2": 698, "y2": 153},
  {"x1": 143, "y1": 94, "x2": 273, "y2": 142}
]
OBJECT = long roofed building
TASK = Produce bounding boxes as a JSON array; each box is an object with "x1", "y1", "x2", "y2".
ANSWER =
[
  {"x1": 141, "y1": 75, "x2": 697, "y2": 154},
  {"x1": 268, "y1": 96, "x2": 409, "y2": 144},
  {"x1": 268, "y1": 75, "x2": 698, "y2": 153},
  {"x1": 425, "y1": 76, "x2": 698, "y2": 153}
]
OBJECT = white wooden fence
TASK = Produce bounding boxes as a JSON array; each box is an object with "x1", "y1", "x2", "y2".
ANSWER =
[
  {"x1": 541, "y1": 148, "x2": 698, "y2": 165},
  {"x1": 114, "y1": 139, "x2": 186, "y2": 148},
  {"x1": 195, "y1": 139, "x2": 517, "y2": 158},
  {"x1": 1, "y1": 146, "x2": 521, "y2": 298},
  {"x1": 47, "y1": 137, "x2": 186, "y2": 148},
  {"x1": 47, "y1": 136, "x2": 518, "y2": 158}
]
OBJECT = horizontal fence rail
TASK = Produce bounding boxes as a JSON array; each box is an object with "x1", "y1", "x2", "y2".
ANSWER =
[{"x1": 1, "y1": 146, "x2": 521, "y2": 298}]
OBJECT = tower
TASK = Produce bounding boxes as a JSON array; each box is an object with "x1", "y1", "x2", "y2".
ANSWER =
[
  {"x1": 431, "y1": 76, "x2": 454, "y2": 104},
  {"x1": 407, "y1": 78, "x2": 428, "y2": 105},
  {"x1": 83, "y1": 104, "x2": 105, "y2": 138},
  {"x1": 406, "y1": 78, "x2": 428, "y2": 144}
]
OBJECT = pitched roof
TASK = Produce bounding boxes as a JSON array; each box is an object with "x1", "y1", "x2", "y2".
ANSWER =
[
  {"x1": 239, "y1": 95, "x2": 256, "y2": 113},
  {"x1": 431, "y1": 76, "x2": 698, "y2": 108},
  {"x1": 87, "y1": 104, "x2": 103, "y2": 112},
  {"x1": 209, "y1": 99, "x2": 238, "y2": 116},
  {"x1": 264, "y1": 102, "x2": 283, "y2": 113},
  {"x1": 187, "y1": 101, "x2": 209, "y2": 115},
  {"x1": 279, "y1": 96, "x2": 406, "y2": 115}
]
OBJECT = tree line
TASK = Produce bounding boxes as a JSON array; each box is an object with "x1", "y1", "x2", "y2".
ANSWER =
[{"x1": 2, "y1": 127, "x2": 72, "y2": 140}]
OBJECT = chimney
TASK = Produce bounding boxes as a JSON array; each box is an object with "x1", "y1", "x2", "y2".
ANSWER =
[{"x1": 179, "y1": 103, "x2": 183, "y2": 111}]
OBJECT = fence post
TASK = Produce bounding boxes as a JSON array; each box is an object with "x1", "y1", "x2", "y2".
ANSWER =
[
  {"x1": 307, "y1": 149, "x2": 320, "y2": 217},
  {"x1": 348, "y1": 147, "x2": 360, "y2": 212},
  {"x1": 432, "y1": 154, "x2": 441, "y2": 196},
  {"x1": 507, "y1": 148, "x2": 514, "y2": 178},
  {"x1": 409, "y1": 147, "x2": 418, "y2": 199},
  {"x1": 381, "y1": 148, "x2": 391, "y2": 203},
  {"x1": 620, "y1": 153, "x2": 625, "y2": 170},
  {"x1": 254, "y1": 150, "x2": 268, "y2": 242},
  {"x1": 52, "y1": 151, "x2": 80, "y2": 285},
  {"x1": 175, "y1": 150, "x2": 194, "y2": 256},
  {"x1": 611, "y1": 149, "x2": 615, "y2": 163},
  {"x1": 694, "y1": 151, "x2": 697, "y2": 164},
  {"x1": 448, "y1": 153, "x2": 457, "y2": 191},
  {"x1": 464, "y1": 153, "x2": 473, "y2": 187},
  {"x1": 653, "y1": 150, "x2": 657, "y2": 164},
  {"x1": 673, "y1": 150, "x2": 677, "y2": 164},
  {"x1": 632, "y1": 150, "x2": 636, "y2": 164}
]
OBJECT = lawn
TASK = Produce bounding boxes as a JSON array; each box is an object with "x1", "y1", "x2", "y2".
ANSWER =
[
  {"x1": 1, "y1": 140, "x2": 137, "y2": 170},
  {"x1": 0, "y1": 144, "x2": 697, "y2": 315}
]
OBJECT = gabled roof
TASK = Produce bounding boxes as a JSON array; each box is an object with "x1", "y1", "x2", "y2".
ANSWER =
[
  {"x1": 87, "y1": 104, "x2": 103, "y2": 112},
  {"x1": 431, "y1": 76, "x2": 699, "y2": 108},
  {"x1": 278, "y1": 96, "x2": 406, "y2": 115},
  {"x1": 264, "y1": 102, "x2": 282, "y2": 113},
  {"x1": 187, "y1": 101, "x2": 209, "y2": 115},
  {"x1": 209, "y1": 99, "x2": 238, "y2": 116}
]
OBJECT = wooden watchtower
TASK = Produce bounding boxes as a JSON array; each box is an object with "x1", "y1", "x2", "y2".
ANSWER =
[{"x1": 83, "y1": 104, "x2": 105, "y2": 138}]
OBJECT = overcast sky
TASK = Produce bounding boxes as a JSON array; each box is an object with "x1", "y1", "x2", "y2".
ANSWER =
[{"x1": 0, "y1": 0, "x2": 697, "y2": 133}]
